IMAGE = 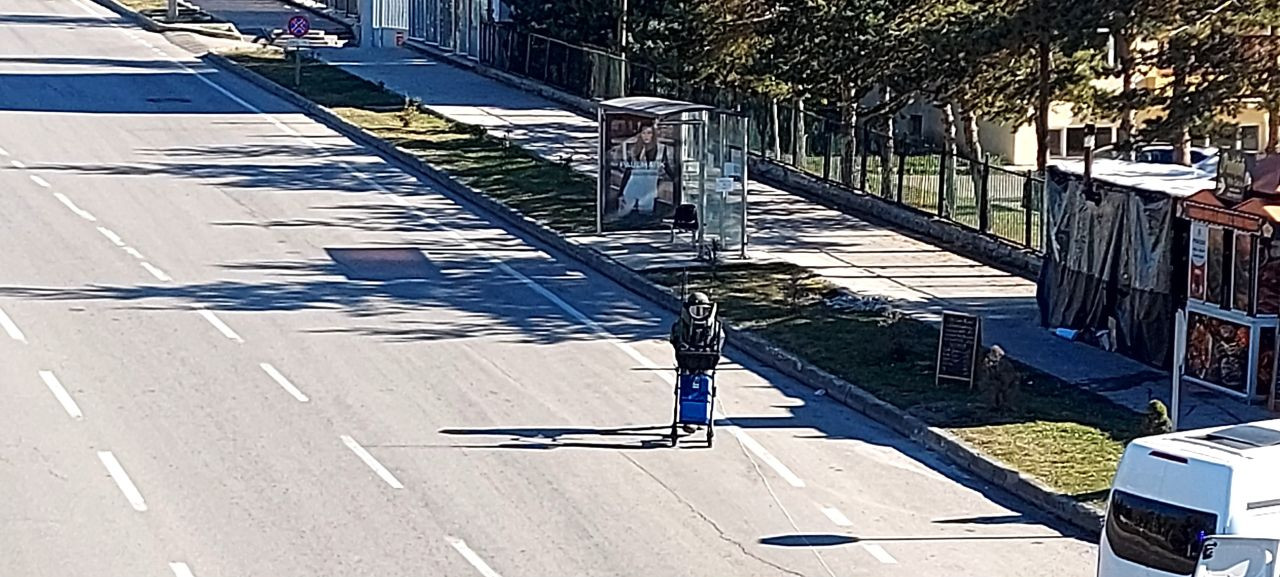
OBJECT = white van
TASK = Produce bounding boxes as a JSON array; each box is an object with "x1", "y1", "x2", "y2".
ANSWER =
[{"x1": 1099, "y1": 420, "x2": 1280, "y2": 577}]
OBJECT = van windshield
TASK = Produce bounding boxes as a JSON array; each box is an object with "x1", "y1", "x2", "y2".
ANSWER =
[{"x1": 1106, "y1": 489, "x2": 1219, "y2": 575}]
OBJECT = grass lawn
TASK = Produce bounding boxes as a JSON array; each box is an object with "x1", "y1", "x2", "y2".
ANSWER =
[
  {"x1": 226, "y1": 49, "x2": 1133, "y2": 503},
  {"x1": 648, "y1": 262, "x2": 1138, "y2": 500},
  {"x1": 227, "y1": 51, "x2": 597, "y2": 234}
]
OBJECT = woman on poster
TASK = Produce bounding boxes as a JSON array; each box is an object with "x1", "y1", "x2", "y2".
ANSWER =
[{"x1": 614, "y1": 122, "x2": 675, "y2": 221}]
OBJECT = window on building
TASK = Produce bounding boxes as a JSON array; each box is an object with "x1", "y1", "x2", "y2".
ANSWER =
[
  {"x1": 1066, "y1": 127, "x2": 1087, "y2": 157},
  {"x1": 1241, "y1": 125, "x2": 1261, "y2": 152},
  {"x1": 909, "y1": 114, "x2": 924, "y2": 138},
  {"x1": 1049, "y1": 129, "x2": 1064, "y2": 157},
  {"x1": 1064, "y1": 126, "x2": 1116, "y2": 157},
  {"x1": 1097, "y1": 127, "x2": 1115, "y2": 148}
]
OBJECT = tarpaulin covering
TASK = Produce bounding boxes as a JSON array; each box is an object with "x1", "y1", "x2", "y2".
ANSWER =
[{"x1": 1037, "y1": 166, "x2": 1187, "y2": 368}]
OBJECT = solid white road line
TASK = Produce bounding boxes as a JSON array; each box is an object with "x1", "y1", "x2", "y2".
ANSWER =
[
  {"x1": 260, "y1": 363, "x2": 309, "y2": 402},
  {"x1": 53, "y1": 192, "x2": 97, "y2": 221},
  {"x1": 0, "y1": 307, "x2": 27, "y2": 343},
  {"x1": 97, "y1": 451, "x2": 148, "y2": 511},
  {"x1": 10, "y1": 159, "x2": 25, "y2": 168},
  {"x1": 340, "y1": 435, "x2": 403, "y2": 489},
  {"x1": 728, "y1": 427, "x2": 806, "y2": 488},
  {"x1": 29, "y1": 175, "x2": 49, "y2": 188},
  {"x1": 820, "y1": 506, "x2": 853, "y2": 527},
  {"x1": 97, "y1": 226, "x2": 126, "y2": 246},
  {"x1": 39, "y1": 371, "x2": 84, "y2": 420},
  {"x1": 169, "y1": 562, "x2": 195, "y2": 577},
  {"x1": 194, "y1": 306, "x2": 244, "y2": 343},
  {"x1": 124, "y1": 247, "x2": 145, "y2": 259},
  {"x1": 140, "y1": 262, "x2": 172, "y2": 282},
  {"x1": 863, "y1": 544, "x2": 898, "y2": 564},
  {"x1": 447, "y1": 537, "x2": 503, "y2": 577}
]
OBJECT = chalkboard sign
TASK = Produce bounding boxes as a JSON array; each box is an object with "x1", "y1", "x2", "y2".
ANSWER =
[{"x1": 936, "y1": 312, "x2": 982, "y2": 386}]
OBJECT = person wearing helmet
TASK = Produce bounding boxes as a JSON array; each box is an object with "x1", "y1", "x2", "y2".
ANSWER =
[{"x1": 669, "y1": 291, "x2": 725, "y2": 374}]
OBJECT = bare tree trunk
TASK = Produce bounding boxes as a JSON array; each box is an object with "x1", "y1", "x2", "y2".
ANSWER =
[
  {"x1": 839, "y1": 80, "x2": 856, "y2": 186},
  {"x1": 880, "y1": 88, "x2": 895, "y2": 198},
  {"x1": 1115, "y1": 31, "x2": 1138, "y2": 146},
  {"x1": 957, "y1": 104, "x2": 984, "y2": 161},
  {"x1": 940, "y1": 100, "x2": 958, "y2": 216},
  {"x1": 769, "y1": 97, "x2": 781, "y2": 158},
  {"x1": 1171, "y1": 44, "x2": 1193, "y2": 165},
  {"x1": 941, "y1": 101, "x2": 958, "y2": 157},
  {"x1": 957, "y1": 102, "x2": 985, "y2": 206},
  {"x1": 1035, "y1": 33, "x2": 1052, "y2": 174},
  {"x1": 1268, "y1": 101, "x2": 1280, "y2": 154},
  {"x1": 795, "y1": 98, "x2": 808, "y2": 166}
]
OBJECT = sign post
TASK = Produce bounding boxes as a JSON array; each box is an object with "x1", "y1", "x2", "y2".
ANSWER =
[
  {"x1": 1172, "y1": 309, "x2": 1188, "y2": 431},
  {"x1": 286, "y1": 15, "x2": 311, "y2": 88},
  {"x1": 936, "y1": 311, "x2": 983, "y2": 387}
]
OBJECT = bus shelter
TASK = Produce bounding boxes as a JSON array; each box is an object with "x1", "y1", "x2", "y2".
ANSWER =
[{"x1": 596, "y1": 97, "x2": 750, "y2": 257}]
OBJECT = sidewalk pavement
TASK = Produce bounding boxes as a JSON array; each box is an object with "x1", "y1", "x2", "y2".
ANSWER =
[
  {"x1": 184, "y1": 0, "x2": 1273, "y2": 429},
  {"x1": 195, "y1": 0, "x2": 351, "y2": 43}
]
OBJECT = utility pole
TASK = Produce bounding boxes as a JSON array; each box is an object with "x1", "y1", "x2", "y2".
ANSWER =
[{"x1": 167, "y1": 0, "x2": 177, "y2": 22}]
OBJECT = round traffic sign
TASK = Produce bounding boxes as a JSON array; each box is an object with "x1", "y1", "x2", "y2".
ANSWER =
[{"x1": 287, "y1": 15, "x2": 311, "y2": 38}]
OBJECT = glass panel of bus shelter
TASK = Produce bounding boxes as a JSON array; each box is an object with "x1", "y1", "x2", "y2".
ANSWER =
[
  {"x1": 677, "y1": 118, "x2": 706, "y2": 243},
  {"x1": 718, "y1": 113, "x2": 749, "y2": 252},
  {"x1": 690, "y1": 111, "x2": 748, "y2": 253}
]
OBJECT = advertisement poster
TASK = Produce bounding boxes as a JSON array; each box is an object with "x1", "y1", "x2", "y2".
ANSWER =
[
  {"x1": 1259, "y1": 240, "x2": 1280, "y2": 315},
  {"x1": 1234, "y1": 233, "x2": 1255, "y2": 313},
  {"x1": 1258, "y1": 328, "x2": 1275, "y2": 400},
  {"x1": 1189, "y1": 222, "x2": 1208, "y2": 301},
  {"x1": 603, "y1": 115, "x2": 679, "y2": 230},
  {"x1": 1186, "y1": 311, "x2": 1251, "y2": 393}
]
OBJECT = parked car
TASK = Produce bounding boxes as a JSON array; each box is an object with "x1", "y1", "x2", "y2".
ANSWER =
[{"x1": 1093, "y1": 143, "x2": 1220, "y2": 175}]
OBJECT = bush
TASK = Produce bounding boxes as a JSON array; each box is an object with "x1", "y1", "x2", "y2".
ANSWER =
[
  {"x1": 977, "y1": 345, "x2": 1022, "y2": 410},
  {"x1": 397, "y1": 97, "x2": 422, "y2": 127},
  {"x1": 1139, "y1": 399, "x2": 1174, "y2": 437}
]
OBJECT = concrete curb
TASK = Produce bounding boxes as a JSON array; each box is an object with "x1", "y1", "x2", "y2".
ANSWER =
[
  {"x1": 89, "y1": 0, "x2": 245, "y2": 41},
  {"x1": 203, "y1": 51, "x2": 1106, "y2": 535}
]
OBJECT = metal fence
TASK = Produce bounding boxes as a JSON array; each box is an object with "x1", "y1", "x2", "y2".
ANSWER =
[
  {"x1": 745, "y1": 109, "x2": 1046, "y2": 250},
  {"x1": 466, "y1": 21, "x2": 1046, "y2": 252},
  {"x1": 477, "y1": 22, "x2": 668, "y2": 101}
]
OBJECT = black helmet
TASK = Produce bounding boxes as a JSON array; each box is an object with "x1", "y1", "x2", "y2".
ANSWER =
[{"x1": 683, "y1": 292, "x2": 714, "y2": 322}]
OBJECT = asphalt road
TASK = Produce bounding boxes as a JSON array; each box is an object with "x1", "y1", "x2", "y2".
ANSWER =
[{"x1": 0, "y1": 2, "x2": 1098, "y2": 576}]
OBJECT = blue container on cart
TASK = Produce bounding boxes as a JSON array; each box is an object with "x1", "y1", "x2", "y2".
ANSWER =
[{"x1": 677, "y1": 372, "x2": 713, "y2": 425}]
